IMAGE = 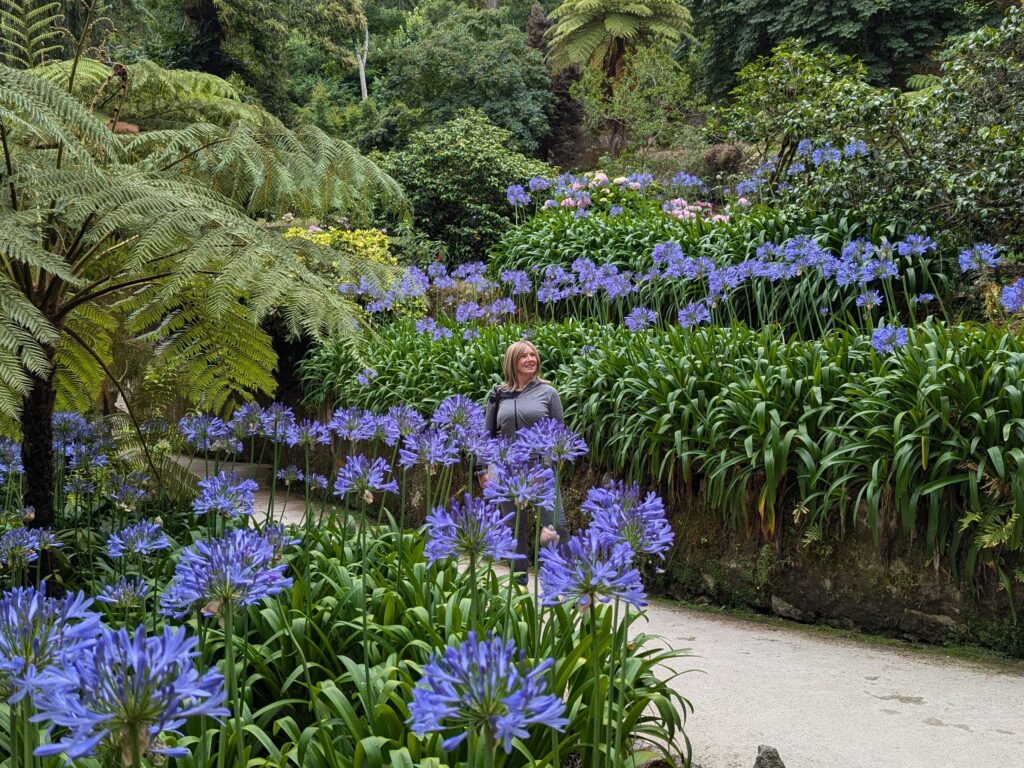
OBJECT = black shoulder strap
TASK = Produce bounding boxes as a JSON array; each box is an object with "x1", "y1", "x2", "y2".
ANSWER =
[{"x1": 486, "y1": 387, "x2": 500, "y2": 437}]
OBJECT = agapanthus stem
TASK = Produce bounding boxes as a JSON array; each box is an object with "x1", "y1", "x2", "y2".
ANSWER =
[
  {"x1": 360, "y1": 499, "x2": 375, "y2": 731},
  {"x1": 589, "y1": 607, "x2": 603, "y2": 768},
  {"x1": 614, "y1": 603, "x2": 630, "y2": 766},
  {"x1": 606, "y1": 597, "x2": 621, "y2": 765},
  {"x1": 469, "y1": 549, "x2": 479, "y2": 632},
  {"x1": 222, "y1": 601, "x2": 244, "y2": 768}
]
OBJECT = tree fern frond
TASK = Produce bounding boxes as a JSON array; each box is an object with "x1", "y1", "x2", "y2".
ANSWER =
[{"x1": 0, "y1": 0, "x2": 64, "y2": 69}]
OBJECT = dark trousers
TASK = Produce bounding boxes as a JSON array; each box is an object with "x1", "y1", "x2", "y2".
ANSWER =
[{"x1": 507, "y1": 501, "x2": 568, "y2": 574}]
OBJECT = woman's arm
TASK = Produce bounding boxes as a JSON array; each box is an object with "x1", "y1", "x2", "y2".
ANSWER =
[{"x1": 548, "y1": 387, "x2": 564, "y2": 422}]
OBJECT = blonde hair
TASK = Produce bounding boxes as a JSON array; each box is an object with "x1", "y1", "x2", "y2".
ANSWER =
[{"x1": 500, "y1": 340, "x2": 547, "y2": 391}]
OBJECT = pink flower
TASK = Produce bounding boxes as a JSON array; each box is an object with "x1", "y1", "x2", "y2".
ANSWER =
[{"x1": 560, "y1": 198, "x2": 577, "y2": 208}]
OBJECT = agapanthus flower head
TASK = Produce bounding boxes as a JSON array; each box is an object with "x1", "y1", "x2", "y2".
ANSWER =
[
  {"x1": 810, "y1": 143, "x2": 841, "y2": 166},
  {"x1": 398, "y1": 428, "x2": 460, "y2": 472},
  {"x1": 0, "y1": 438, "x2": 22, "y2": 484},
  {"x1": 672, "y1": 171, "x2": 707, "y2": 192},
  {"x1": 365, "y1": 413, "x2": 400, "y2": 447},
  {"x1": 261, "y1": 524, "x2": 300, "y2": 561},
  {"x1": 539, "y1": 528, "x2": 646, "y2": 611},
  {"x1": 609, "y1": 205, "x2": 624, "y2": 216},
  {"x1": 855, "y1": 290, "x2": 883, "y2": 310},
  {"x1": 858, "y1": 259, "x2": 899, "y2": 283},
  {"x1": 1001, "y1": 279, "x2": 1024, "y2": 314},
  {"x1": 97, "y1": 577, "x2": 150, "y2": 610},
  {"x1": 514, "y1": 418, "x2": 588, "y2": 467},
  {"x1": 500, "y1": 270, "x2": 532, "y2": 294},
  {"x1": 483, "y1": 462, "x2": 556, "y2": 512},
  {"x1": 897, "y1": 234, "x2": 936, "y2": 257},
  {"x1": 388, "y1": 404, "x2": 427, "y2": 436},
  {"x1": 32, "y1": 624, "x2": 228, "y2": 764},
  {"x1": 193, "y1": 472, "x2": 259, "y2": 519},
  {"x1": 160, "y1": 529, "x2": 293, "y2": 618},
  {"x1": 425, "y1": 495, "x2": 523, "y2": 566},
  {"x1": 796, "y1": 138, "x2": 814, "y2": 157},
  {"x1": 584, "y1": 481, "x2": 673, "y2": 558},
  {"x1": 958, "y1": 243, "x2": 1002, "y2": 272},
  {"x1": 107, "y1": 521, "x2": 169, "y2": 559},
  {"x1": 178, "y1": 415, "x2": 231, "y2": 453},
  {"x1": 333, "y1": 454, "x2": 399, "y2": 503},
  {"x1": 307, "y1": 472, "x2": 328, "y2": 490},
  {"x1": 328, "y1": 406, "x2": 375, "y2": 442},
  {"x1": 527, "y1": 177, "x2": 551, "y2": 192},
  {"x1": 432, "y1": 395, "x2": 485, "y2": 443},
  {"x1": 396, "y1": 265, "x2": 430, "y2": 299},
  {"x1": 260, "y1": 404, "x2": 296, "y2": 443},
  {"x1": 506, "y1": 184, "x2": 531, "y2": 207},
  {"x1": 0, "y1": 527, "x2": 61, "y2": 569},
  {"x1": 408, "y1": 632, "x2": 567, "y2": 753},
  {"x1": 0, "y1": 587, "x2": 101, "y2": 703},
  {"x1": 870, "y1": 323, "x2": 910, "y2": 354},
  {"x1": 228, "y1": 402, "x2": 265, "y2": 439},
  {"x1": 843, "y1": 139, "x2": 869, "y2": 157},
  {"x1": 52, "y1": 412, "x2": 94, "y2": 455},
  {"x1": 285, "y1": 419, "x2": 331, "y2": 449},
  {"x1": 276, "y1": 465, "x2": 303, "y2": 485},
  {"x1": 624, "y1": 306, "x2": 657, "y2": 331},
  {"x1": 107, "y1": 471, "x2": 150, "y2": 511},
  {"x1": 678, "y1": 301, "x2": 711, "y2": 329},
  {"x1": 913, "y1": 293, "x2": 936, "y2": 304}
]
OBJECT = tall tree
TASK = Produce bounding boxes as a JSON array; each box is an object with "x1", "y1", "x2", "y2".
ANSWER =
[
  {"x1": 0, "y1": 3, "x2": 404, "y2": 528},
  {"x1": 545, "y1": 0, "x2": 691, "y2": 78}
]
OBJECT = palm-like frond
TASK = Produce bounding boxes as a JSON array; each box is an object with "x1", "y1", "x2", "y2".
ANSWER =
[
  {"x1": 546, "y1": 0, "x2": 692, "y2": 75},
  {"x1": 0, "y1": 0, "x2": 64, "y2": 69}
]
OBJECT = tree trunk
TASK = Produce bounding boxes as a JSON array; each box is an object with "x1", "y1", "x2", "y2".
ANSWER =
[
  {"x1": 357, "y1": 25, "x2": 370, "y2": 101},
  {"x1": 22, "y1": 366, "x2": 57, "y2": 529}
]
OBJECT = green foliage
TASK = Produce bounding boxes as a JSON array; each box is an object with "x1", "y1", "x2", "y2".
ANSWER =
[
  {"x1": 719, "y1": 10, "x2": 1024, "y2": 249},
  {"x1": 0, "y1": 0, "x2": 64, "y2": 68},
  {"x1": 690, "y1": 0, "x2": 971, "y2": 97},
  {"x1": 302, "y1": 318, "x2": 1024, "y2": 589},
  {"x1": 570, "y1": 45, "x2": 704, "y2": 166},
  {"x1": 711, "y1": 40, "x2": 907, "y2": 172},
  {"x1": 380, "y1": 6, "x2": 554, "y2": 154},
  {"x1": 546, "y1": 0, "x2": 692, "y2": 78},
  {"x1": 381, "y1": 110, "x2": 550, "y2": 263}
]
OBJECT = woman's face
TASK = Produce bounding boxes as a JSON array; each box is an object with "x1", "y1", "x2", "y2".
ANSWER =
[{"x1": 515, "y1": 347, "x2": 539, "y2": 382}]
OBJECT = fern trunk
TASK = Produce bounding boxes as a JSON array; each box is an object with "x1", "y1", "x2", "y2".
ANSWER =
[{"x1": 22, "y1": 365, "x2": 57, "y2": 530}]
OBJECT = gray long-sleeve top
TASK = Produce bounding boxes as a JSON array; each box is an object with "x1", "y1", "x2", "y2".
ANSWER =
[{"x1": 484, "y1": 380, "x2": 563, "y2": 439}]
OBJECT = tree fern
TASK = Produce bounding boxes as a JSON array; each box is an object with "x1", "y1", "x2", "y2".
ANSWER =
[
  {"x1": 0, "y1": 0, "x2": 63, "y2": 69},
  {"x1": 0, "y1": 40, "x2": 408, "y2": 525}
]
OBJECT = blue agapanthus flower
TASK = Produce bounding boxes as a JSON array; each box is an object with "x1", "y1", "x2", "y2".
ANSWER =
[
  {"x1": 276, "y1": 465, "x2": 303, "y2": 485},
  {"x1": 328, "y1": 407, "x2": 375, "y2": 442},
  {"x1": 388, "y1": 404, "x2": 427, "y2": 436},
  {"x1": 178, "y1": 414, "x2": 234, "y2": 453},
  {"x1": 107, "y1": 521, "x2": 169, "y2": 559},
  {"x1": 367, "y1": 414, "x2": 401, "y2": 447},
  {"x1": 514, "y1": 418, "x2": 588, "y2": 467},
  {"x1": 261, "y1": 524, "x2": 300, "y2": 561},
  {"x1": 32, "y1": 624, "x2": 227, "y2": 762},
  {"x1": 160, "y1": 529, "x2": 292, "y2": 618},
  {"x1": 0, "y1": 528, "x2": 61, "y2": 569},
  {"x1": 500, "y1": 269, "x2": 532, "y2": 294},
  {"x1": 624, "y1": 306, "x2": 657, "y2": 331},
  {"x1": 0, "y1": 587, "x2": 101, "y2": 704},
  {"x1": 285, "y1": 419, "x2": 331, "y2": 449},
  {"x1": 896, "y1": 234, "x2": 936, "y2": 257},
  {"x1": 1002, "y1": 279, "x2": 1024, "y2": 314},
  {"x1": 539, "y1": 528, "x2": 646, "y2": 611},
  {"x1": 843, "y1": 139, "x2": 868, "y2": 157},
  {"x1": 398, "y1": 428, "x2": 460, "y2": 472},
  {"x1": 678, "y1": 301, "x2": 711, "y2": 329},
  {"x1": 870, "y1": 323, "x2": 910, "y2": 354},
  {"x1": 408, "y1": 632, "x2": 567, "y2": 753},
  {"x1": 431, "y1": 395, "x2": 485, "y2": 443},
  {"x1": 333, "y1": 455, "x2": 399, "y2": 503},
  {"x1": 858, "y1": 259, "x2": 899, "y2": 283},
  {"x1": 193, "y1": 472, "x2": 259, "y2": 519},
  {"x1": 96, "y1": 577, "x2": 150, "y2": 610},
  {"x1": 424, "y1": 495, "x2": 523, "y2": 566},
  {"x1": 912, "y1": 293, "x2": 936, "y2": 304},
  {"x1": 260, "y1": 404, "x2": 296, "y2": 443},
  {"x1": 483, "y1": 463, "x2": 557, "y2": 512},
  {"x1": 506, "y1": 184, "x2": 531, "y2": 207},
  {"x1": 585, "y1": 481, "x2": 673, "y2": 558},
  {"x1": 855, "y1": 290, "x2": 883, "y2": 310},
  {"x1": 228, "y1": 402, "x2": 265, "y2": 439},
  {"x1": 958, "y1": 243, "x2": 1002, "y2": 272}
]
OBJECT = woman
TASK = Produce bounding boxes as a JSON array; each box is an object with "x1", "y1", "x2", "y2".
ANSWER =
[{"x1": 479, "y1": 340, "x2": 567, "y2": 579}]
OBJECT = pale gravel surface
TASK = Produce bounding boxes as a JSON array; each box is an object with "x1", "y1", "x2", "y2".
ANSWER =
[{"x1": 259, "y1": 490, "x2": 1024, "y2": 768}]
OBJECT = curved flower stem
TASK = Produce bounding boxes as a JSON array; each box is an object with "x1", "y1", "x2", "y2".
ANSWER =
[
  {"x1": 589, "y1": 606, "x2": 603, "y2": 768},
  {"x1": 606, "y1": 597, "x2": 621, "y2": 765},
  {"x1": 468, "y1": 548, "x2": 479, "y2": 633}
]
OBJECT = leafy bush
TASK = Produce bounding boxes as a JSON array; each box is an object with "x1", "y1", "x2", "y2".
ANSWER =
[
  {"x1": 381, "y1": 111, "x2": 551, "y2": 263},
  {"x1": 380, "y1": 6, "x2": 554, "y2": 154},
  {"x1": 302, "y1": 318, "x2": 1024, "y2": 590}
]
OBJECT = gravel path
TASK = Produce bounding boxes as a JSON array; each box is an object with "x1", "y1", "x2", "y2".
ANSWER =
[
  {"x1": 641, "y1": 602, "x2": 1023, "y2": 768},
  {"x1": 256, "y1": 490, "x2": 1023, "y2": 768}
]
